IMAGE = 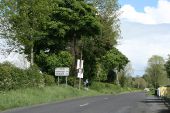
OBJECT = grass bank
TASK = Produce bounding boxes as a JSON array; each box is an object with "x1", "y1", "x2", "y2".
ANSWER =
[
  {"x1": 0, "y1": 83, "x2": 137, "y2": 111},
  {"x1": 90, "y1": 82, "x2": 136, "y2": 94}
]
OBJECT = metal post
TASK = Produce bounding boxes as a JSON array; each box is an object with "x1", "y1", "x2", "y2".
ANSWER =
[
  {"x1": 79, "y1": 78, "x2": 81, "y2": 90},
  {"x1": 115, "y1": 69, "x2": 119, "y2": 85},
  {"x1": 58, "y1": 76, "x2": 59, "y2": 86},
  {"x1": 66, "y1": 77, "x2": 68, "y2": 87}
]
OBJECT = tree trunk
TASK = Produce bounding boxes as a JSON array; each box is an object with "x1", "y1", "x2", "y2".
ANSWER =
[
  {"x1": 69, "y1": 34, "x2": 78, "y2": 85},
  {"x1": 71, "y1": 35, "x2": 77, "y2": 87}
]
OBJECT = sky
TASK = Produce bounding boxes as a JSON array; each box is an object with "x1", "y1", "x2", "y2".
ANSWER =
[{"x1": 117, "y1": 0, "x2": 170, "y2": 76}]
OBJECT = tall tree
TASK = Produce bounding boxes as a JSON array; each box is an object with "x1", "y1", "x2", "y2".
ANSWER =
[
  {"x1": 145, "y1": 55, "x2": 168, "y2": 88},
  {"x1": 118, "y1": 63, "x2": 134, "y2": 87},
  {"x1": 33, "y1": 0, "x2": 102, "y2": 78},
  {"x1": 82, "y1": 0, "x2": 121, "y2": 81},
  {"x1": 134, "y1": 77, "x2": 147, "y2": 89},
  {"x1": 1, "y1": 0, "x2": 53, "y2": 65},
  {"x1": 165, "y1": 55, "x2": 170, "y2": 78},
  {"x1": 101, "y1": 48, "x2": 129, "y2": 82}
]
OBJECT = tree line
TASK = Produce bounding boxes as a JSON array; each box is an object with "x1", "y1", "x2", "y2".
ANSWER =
[{"x1": 0, "y1": 0, "x2": 131, "y2": 89}]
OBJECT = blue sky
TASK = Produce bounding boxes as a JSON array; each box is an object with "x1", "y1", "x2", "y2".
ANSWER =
[
  {"x1": 117, "y1": 0, "x2": 170, "y2": 76},
  {"x1": 119, "y1": 0, "x2": 158, "y2": 12}
]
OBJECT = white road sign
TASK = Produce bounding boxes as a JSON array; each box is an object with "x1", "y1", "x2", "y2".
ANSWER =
[
  {"x1": 77, "y1": 59, "x2": 84, "y2": 69},
  {"x1": 77, "y1": 69, "x2": 83, "y2": 78},
  {"x1": 55, "y1": 67, "x2": 69, "y2": 76}
]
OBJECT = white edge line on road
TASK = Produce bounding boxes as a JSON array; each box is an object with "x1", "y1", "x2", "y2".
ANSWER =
[{"x1": 80, "y1": 103, "x2": 89, "y2": 107}]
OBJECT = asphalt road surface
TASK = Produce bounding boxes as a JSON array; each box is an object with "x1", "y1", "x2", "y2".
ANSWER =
[{"x1": 1, "y1": 92, "x2": 169, "y2": 113}]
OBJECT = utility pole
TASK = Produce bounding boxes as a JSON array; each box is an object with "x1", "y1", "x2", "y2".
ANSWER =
[
  {"x1": 77, "y1": 46, "x2": 84, "y2": 90},
  {"x1": 115, "y1": 68, "x2": 119, "y2": 85}
]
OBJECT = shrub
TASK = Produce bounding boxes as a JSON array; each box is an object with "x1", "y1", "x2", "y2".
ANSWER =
[
  {"x1": 0, "y1": 63, "x2": 45, "y2": 91},
  {"x1": 67, "y1": 76, "x2": 79, "y2": 87},
  {"x1": 10, "y1": 66, "x2": 27, "y2": 89},
  {"x1": 26, "y1": 65, "x2": 45, "y2": 88},
  {"x1": 0, "y1": 64, "x2": 13, "y2": 91},
  {"x1": 44, "y1": 74, "x2": 55, "y2": 86}
]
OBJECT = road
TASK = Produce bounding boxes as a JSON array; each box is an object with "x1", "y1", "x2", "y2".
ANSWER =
[{"x1": 1, "y1": 92, "x2": 169, "y2": 113}]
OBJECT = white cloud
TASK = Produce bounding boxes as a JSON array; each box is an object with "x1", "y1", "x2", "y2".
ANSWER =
[
  {"x1": 120, "y1": 0, "x2": 170, "y2": 24},
  {"x1": 117, "y1": 21, "x2": 170, "y2": 76}
]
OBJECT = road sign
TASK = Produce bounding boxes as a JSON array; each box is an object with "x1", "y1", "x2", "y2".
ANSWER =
[
  {"x1": 77, "y1": 59, "x2": 84, "y2": 89},
  {"x1": 77, "y1": 69, "x2": 83, "y2": 78},
  {"x1": 55, "y1": 67, "x2": 69, "y2": 76},
  {"x1": 77, "y1": 59, "x2": 84, "y2": 69},
  {"x1": 77, "y1": 59, "x2": 80, "y2": 69}
]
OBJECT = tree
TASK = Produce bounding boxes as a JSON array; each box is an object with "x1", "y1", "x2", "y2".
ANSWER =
[
  {"x1": 36, "y1": 51, "x2": 73, "y2": 75},
  {"x1": 165, "y1": 55, "x2": 170, "y2": 78},
  {"x1": 1, "y1": 0, "x2": 102, "y2": 70},
  {"x1": 81, "y1": 0, "x2": 121, "y2": 81},
  {"x1": 145, "y1": 55, "x2": 168, "y2": 88},
  {"x1": 134, "y1": 77, "x2": 147, "y2": 89},
  {"x1": 118, "y1": 63, "x2": 134, "y2": 87},
  {"x1": 1, "y1": 0, "x2": 53, "y2": 65},
  {"x1": 101, "y1": 48, "x2": 129, "y2": 82},
  {"x1": 33, "y1": 0, "x2": 102, "y2": 77}
]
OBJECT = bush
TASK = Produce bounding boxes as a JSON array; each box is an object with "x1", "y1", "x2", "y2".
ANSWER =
[
  {"x1": 0, "y1": 63, "x2": 45, "y2": 91},
  {"x1": 44, "y1": 74, "x2": 55, "y2": 86},
  {"x1": 90, "y1": 82, "x2": 123, "y2": 94},
  {"x1": 0, "y1": 63, "x2": 13, "y2": 91},
  {"x1": 26, "y1": 65, "x2": 45, "y2": 88},
  {"x1": 67, "y1": 76, "x2": 80, "y2": 87},
  {"x1": 10, "y1": 66, "x2": 27, "y2": 89}
]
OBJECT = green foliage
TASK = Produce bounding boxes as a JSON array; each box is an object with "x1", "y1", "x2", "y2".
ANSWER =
[
  {"x1": 0, "y1": 85, "x2": 100, "y2": 111},
  {"x1": 133, "y1": 77, "x2": 147, "y2": 89},
  {"x1": 119, "y1": 74, "x2": 126, "y2": 87},
  {"x1": 0, "y1": 62, "x2": 45, "y2": 91},
  {"x1": 90, "y1": 82, "x2": 133, "y2": 94},
  {"x1": 43, "y1": 74, "x2": 55, "y2": 86},
  {"x1": 26, "y1": 65, "x2": 45, "y2": 88},
  {"x1": 101, "y1": 48, "x2": 129, "y2": 71},
  {"x1": 82, "y1": 0, "x2": 121, "y2": 81},
  {"x1": 95, "y1": 62, "x2": 107, "y2": 81},
  {"x1": 34, "y1": 0, "x2": 102, "y2": 54},
  {"x1": 1, "y1": 0, "x2": 128, "y2": 86},
  {"x1": 165, "y1": 55, "x2": 170, "y2": 78},
  {"x1": 0, "y1": 63, "x2": 13, "y2": 91},
  {"x1": 1, "y1": 0, "x2": 54, "y2": 64},
  {"x1": 145, "y1": 55, "x2": 169, "y2": 88},
  {"x1": 67, "y1": 76, "x2": 78, "y2": 87},
  {"x1": 36, "y1": 51, "x2": 73, "y2": 74}
]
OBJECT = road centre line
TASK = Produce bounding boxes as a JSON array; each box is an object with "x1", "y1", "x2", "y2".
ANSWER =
[
  {"x1": 80, "y1": 103, "x2": 89, "y2": 107},
  {"x1": 104, "y1": 98, "x2": 108, "y2": 100}
]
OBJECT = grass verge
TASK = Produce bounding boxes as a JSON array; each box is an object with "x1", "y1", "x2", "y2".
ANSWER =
[{"x1": 0, "y1": 83, "x2": 137, "y2": 111}]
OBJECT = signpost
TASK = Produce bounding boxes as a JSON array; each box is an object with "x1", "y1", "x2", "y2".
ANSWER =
[
  {"x1": 77, "y1": 59, "x2": 84, "y2": 90},
  {"x1": 55, "y1": 67, "x2": 69, "y2": 86}
]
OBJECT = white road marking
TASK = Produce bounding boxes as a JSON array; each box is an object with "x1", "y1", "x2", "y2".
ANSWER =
[
  {"x1": 80, "y1": 103, "x2": 89, "y2": 107},
  {"x1": 104, "y1": 98, "x2": 108, "y2": 100}
]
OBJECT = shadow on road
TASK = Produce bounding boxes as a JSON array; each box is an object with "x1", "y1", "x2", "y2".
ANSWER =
[
  {"x1": 157, "y1": 109, "x2": 170, "y2": 113},
  {"x1": 140, "y1": 96, "x2": 170, "y2": 113},
  {"x1": 142, "y1": 98, "x2": 164, "y2": 103},
  {"x1": 163, "y1": 98, "x2": 170, "y2": 110}
]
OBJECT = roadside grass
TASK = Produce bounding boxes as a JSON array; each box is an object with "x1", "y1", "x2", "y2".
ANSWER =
[
  {"x1": 90, "y1": 82, "x2": 136, "y2": 94},
  {"x1": 147, "y1": 88, "x2": 156, "y2": 96},
  {"x1": 0, "y1": 85, "x2": 99, "y2": 111},
  {"x1": 0, "y1": 83, "x2": 138, "y2": 111}
]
